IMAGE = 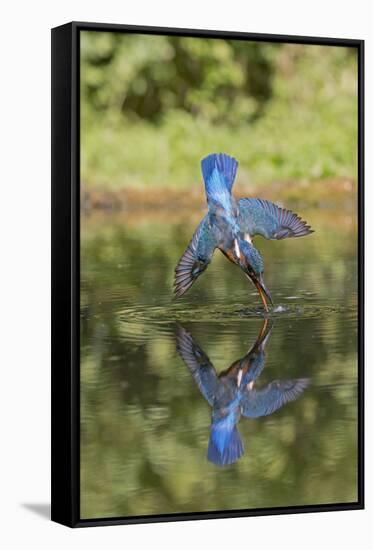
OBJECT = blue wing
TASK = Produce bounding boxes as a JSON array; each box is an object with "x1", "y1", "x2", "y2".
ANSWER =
[
  {"x1": 241, "y1": 378, "x2": 309, "y2": 418},
  {"x1": 174, "y1": 215, "x2": 217, "y2": 298},
  {"x1": 238, "y1": 198, "x2": 314, "y2": 240},
  {"x1": 176, "y1": 326, "x2": 219, "y2": 406}
]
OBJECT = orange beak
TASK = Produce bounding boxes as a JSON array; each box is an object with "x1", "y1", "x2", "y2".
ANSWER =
[{"x1": 253, "y1": 274, "x2": 273, "y2": 312}]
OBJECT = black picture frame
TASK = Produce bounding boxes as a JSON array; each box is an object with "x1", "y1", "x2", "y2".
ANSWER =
[{"x1": 51, "y1": 21, "x2": 365, "y2": 528}]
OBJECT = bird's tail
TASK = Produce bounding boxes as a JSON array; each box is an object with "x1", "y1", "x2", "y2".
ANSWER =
[
  {"x1": 207, "y1": 424, "x2": 244, "y2": 467},
  {"x1": 201, "y1": 153, "x2": 238, "y2": 194}
]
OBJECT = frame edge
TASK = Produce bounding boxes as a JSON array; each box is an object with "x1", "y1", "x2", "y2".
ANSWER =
[
  {"x1": 51, "y1": 22, "x2": 79, "y2": 528},
  {"x1": 52, "y1": 21, "x2": 364, "y2": 528}
]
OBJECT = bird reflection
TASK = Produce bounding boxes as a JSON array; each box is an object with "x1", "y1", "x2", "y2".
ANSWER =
[{"x1": 176, "y1": 320, "x2": 309, "y2": 467}]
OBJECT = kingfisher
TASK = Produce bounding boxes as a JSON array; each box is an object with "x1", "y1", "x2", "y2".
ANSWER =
[
  {"x1": 176, "y1": 320, "x2": 309, "y2": 467},
  {"x1": 174, "y1": 153, "x2": 314, "y2": 310}
]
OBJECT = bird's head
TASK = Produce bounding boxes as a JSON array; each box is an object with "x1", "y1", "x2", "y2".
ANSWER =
[{"x1": 235, "y1": 238, "x2": 273, "y2": 311}]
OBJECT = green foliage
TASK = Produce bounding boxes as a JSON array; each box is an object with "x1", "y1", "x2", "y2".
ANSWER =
[
  {"x1": 81, "y1": 32, "x2": 275, "y2": 124},
  {"x1": 81, "y1": 32, "x2": 357, "y2": 190}
]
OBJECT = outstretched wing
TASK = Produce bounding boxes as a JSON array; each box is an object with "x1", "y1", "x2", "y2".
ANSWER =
[
  {"x1": 176, "y1": 326, "x2": 219, "y2": 406},
  {"x1": 241, "y1": 378, "x2": 309, "y2": 418},
  {"x1": 238, "y1": 198, "x2": 313, "y2": 240},
  {"x1": 174, "y1": 216, "x2": 217, "y2": 298}
]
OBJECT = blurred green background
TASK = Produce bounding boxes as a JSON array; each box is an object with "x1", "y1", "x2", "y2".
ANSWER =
[{"x1": 80, "y1": 31, "x2": 357, "y2": 191}]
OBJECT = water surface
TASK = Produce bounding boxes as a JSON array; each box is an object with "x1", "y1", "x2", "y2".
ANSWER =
[{"x1": 80, "y1": 206, "x2": 358, "y2": 519}]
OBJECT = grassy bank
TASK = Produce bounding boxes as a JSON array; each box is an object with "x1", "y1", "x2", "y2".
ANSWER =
[{"x1": 81, "y1": 178, "x2": 356, "y2": 215}]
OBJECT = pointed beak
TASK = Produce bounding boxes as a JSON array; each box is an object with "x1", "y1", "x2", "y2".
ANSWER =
[
  {"x1": 253, "y1": 274, "x2": 273, "y2": 312},
  {"x1": 256, "y1": 318, "x2": 274, "y2": 350}
]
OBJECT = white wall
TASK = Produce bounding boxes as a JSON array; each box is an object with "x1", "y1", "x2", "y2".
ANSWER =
[{"x1": 1, "y1": 1, "x2": 370, "y2": 548}]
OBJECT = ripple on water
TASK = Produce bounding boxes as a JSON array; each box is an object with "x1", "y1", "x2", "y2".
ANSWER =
[{"x1": 117, "y1": 302, "x2": 354, "y2": 328}]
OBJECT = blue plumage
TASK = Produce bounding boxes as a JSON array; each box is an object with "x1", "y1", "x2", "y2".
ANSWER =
[
  {"x1": 237, "y1": 239, "x2": 264, "y2": 276},
  {"x1": 241, "y1": 378, "x2": 310, "y2": 418},
  {"x1": 207, "y1": 424, "x2": 244, "y2": 467},
  {"x1": 201, "y1": 153, "x2": 237, "y2": 213},
  {"x1": 205, "y1": 167, "x2": 232, "y2": 211},
  {"x1": 201, "y1": 153, "x2": 238, "y2": 193},
  {"x1": 238, "y1": 198, "x2": 314, "y2": 239}
]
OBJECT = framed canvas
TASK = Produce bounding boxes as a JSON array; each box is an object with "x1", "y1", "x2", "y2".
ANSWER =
[{"x1": 51, "y1": 21, "x2": 364, "y2": 527}]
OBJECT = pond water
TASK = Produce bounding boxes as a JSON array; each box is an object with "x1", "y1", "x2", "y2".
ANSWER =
[{"x1": 80, "y1": 205, "x2": 358, "y2": 520}]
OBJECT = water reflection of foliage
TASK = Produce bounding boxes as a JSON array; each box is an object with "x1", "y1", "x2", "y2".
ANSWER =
[
  {"x1": 81, "y1": 210, "x2": 357, "y2": 310},
  {"x1": 80, "y1": 214, "x2": 358, "y2": 519}
]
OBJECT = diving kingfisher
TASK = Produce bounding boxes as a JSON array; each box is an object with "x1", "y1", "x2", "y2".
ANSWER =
[
  {"x1": 176, "y1": 320, "x2": 309, "y2": 466},
  {"x1": 174, "y1": 153, "x2": 314, "y2": 310}
]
